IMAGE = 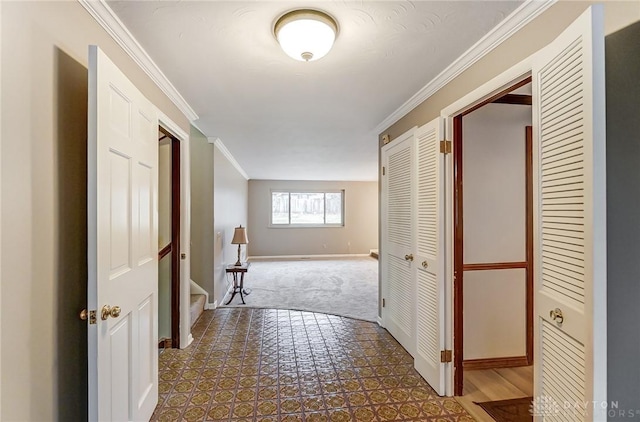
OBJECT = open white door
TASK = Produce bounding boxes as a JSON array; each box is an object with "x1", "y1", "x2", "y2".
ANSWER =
[
  {"x1": 381, "y1": 128, "x2": 417, "y2": 357},
  {"x1": 532, "y1": 5, "x2": 606, "y2": 420},
  {"x1": 413, "y1": 118, "x2": 446, "y2": 395},
  {"x1": 88, "y1": 46, "x2": 159, "y2": 422}
]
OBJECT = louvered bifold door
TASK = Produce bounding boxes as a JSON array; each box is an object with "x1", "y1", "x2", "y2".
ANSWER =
[
  {"x1": 382, "y1": 128, "x2": 417, "y2": 357},
  {"x1": 532, "y1": 6, "x2": 606, "y2": 420},
  {"x1": 413, "y1": 118, "x2": 446, "y2": 395}
]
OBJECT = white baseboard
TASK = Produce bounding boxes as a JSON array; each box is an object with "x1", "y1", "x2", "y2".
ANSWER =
[
  {"x1": 248, "y1": 253, "x2": 370, "y2": 261},
  {"x1": 205, "y1": 300, "x2": 217, "y2": 310},
  {"x1": 377, "y1": 316, "x2": 384, "y2": 327},
  {"x1": 220, "y1": 283, "x2": 235, "y2": 305}
]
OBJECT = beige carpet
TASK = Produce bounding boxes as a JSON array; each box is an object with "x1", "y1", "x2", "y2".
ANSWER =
[{"x1": 220, "y1": 257, "x2": 379, "y2": 322}]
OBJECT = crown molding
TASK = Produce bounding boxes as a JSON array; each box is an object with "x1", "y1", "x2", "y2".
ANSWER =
[
  {"x1": 209, "y1": 138, "x2": 250, "y2": 180},
  {"x1": 374, "y1": 0, "x2": 556, "y2": 135},
  {"x1": 78, "y1": 0, "x2": 199, "y2": 121}
]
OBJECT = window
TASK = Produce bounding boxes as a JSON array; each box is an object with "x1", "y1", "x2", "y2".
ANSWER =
[{"x1": 271, "y1": 190, "x2": 344, "y2": 227}]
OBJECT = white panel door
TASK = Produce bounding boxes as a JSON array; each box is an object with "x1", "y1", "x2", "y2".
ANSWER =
[
  {"x1": 413, "y1": 118, "x2": 446, "y2": 395},
  {"x1": 88, "y1": 45, "x2": 159, "y2": 422},
  {"x1": 532, "y1": 6, "x2": 606, "y2": 420},
  {"x1": 382, "y1": 128, "x2": 416, "y2": 356}
]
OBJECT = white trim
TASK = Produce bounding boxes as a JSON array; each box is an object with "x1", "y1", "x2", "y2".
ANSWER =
[
  {"x1": 78, "y1": 0, "x2": 198, "y2": 121},
  {"x1": 440, "y1": 57, "x2": 533, "y2": 118},
  {"x1": 375, "y1": 0, "x2": 555, "y2": 135},
  {"x1": 248, "y1": 253, "x2": 370, "y2": 261},
  {"x1": 376, "y1": 316, "x2": 383, "y2": 327},
  {"x1": 205, "y1": 301, "x2": 217, "y2": 311},
  {"x1": 158, "y1": 113, "x2": 189, "y2": 143},
  {"x1": 209, "y1": 137, "x2": 250, "y2": 180},
  {"x1": 189, "y1": 279, "x2": 209, "y2": 305},
  {"x1": 220, "y1": 283, "x2": 236, "y2": 306},
  {"x1": 187, "y1": 334, "x2": 194, "y2": 347}
]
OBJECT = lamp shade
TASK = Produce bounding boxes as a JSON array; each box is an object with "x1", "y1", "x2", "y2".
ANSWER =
[
  {"x1": 231, "y1": 225, "x2": 249, "y2": 245},
  {"x1": 274, "y1": 9, "x2": 338, "y2": 62}
]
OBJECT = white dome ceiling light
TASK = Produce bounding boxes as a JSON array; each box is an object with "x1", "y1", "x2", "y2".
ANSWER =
[{"x1": 274, "y1": 9, "x2": 338, "y2": 62}]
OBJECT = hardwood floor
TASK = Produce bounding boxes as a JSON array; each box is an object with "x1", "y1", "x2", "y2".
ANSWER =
[{"x1": 455, "y1": 366, "x2": 533, "y2": 422}]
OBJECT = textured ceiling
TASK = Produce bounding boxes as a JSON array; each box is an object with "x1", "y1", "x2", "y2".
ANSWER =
[{"x1": 108, "y1": 1, "x2": 524, "y2": 181}]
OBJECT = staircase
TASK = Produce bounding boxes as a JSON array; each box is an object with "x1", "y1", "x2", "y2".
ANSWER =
[{"x1": 190, "y1": 294, "x2": 206, "y2": 327}]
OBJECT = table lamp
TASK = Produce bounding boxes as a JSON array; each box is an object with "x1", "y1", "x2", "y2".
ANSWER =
[{"x1": 231, "y1": 225, "x2": 249, "y2": 266}]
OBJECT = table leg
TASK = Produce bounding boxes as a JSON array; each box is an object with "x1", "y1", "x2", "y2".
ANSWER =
[
  {"x1": 239, "y1": 272, "x2": 246, "y2": 304},
  {"x1": 224, "y1": 272, "x2": 239, "y2": 305}
]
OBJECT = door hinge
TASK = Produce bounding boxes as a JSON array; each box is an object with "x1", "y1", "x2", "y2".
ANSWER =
[
  {"x1": 440, "y1": 350, "x2": 452, "y2": 363},
  {"x1": 440, "y1": 140, "x2": 452, "y2": 154},
  {"x1": 382, "y1": 298, "x2": 386, "y2": 308},
  {"x1": 382, "y1": 166, "x2": 386, "y2": 176}
]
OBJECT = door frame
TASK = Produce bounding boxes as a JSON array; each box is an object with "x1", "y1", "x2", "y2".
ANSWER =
[
  {"x1": 157, "y1": 113, "x2": 192, "y2": 348},
  {"x1": 158, "y1": 127, "x2": 181, "y2": 348},
  {"x1": 441, "y1": 57, "x2": 534, "y2": 396},
  {"x1": 452, "y1": 76, "x2": 534, "y2": 389}
]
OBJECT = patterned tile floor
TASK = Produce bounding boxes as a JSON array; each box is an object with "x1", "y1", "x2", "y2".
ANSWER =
[{"x1": 153, "y1": 308, "x2": 473, "y2": 421}]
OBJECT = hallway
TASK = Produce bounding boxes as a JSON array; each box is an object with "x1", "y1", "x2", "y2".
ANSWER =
[{"x1": 153, "y1": 308, "x2": 472, "y2": 421}]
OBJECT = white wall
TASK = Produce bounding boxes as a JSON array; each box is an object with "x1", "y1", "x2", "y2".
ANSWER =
[
  {"x1": 462, "y1": 103, "x2": 531, "y2": 360},
  {"x1": 248, "y1": 180, "x2": 378, "y2": 257},
  {"x1": 213, "y1": 145, "x2": 248, "y2": 305}
]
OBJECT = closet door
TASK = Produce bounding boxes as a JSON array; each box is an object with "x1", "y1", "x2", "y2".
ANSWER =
[
  {"x1": 413, "y1": 118, "x2": 446, "y2": 395},
  {"x1": 382, "y1": 128, "x2": 416, "y2": 356},
  {"x1": 532, "y1": 5, "x2": 606, "y2": 420}
]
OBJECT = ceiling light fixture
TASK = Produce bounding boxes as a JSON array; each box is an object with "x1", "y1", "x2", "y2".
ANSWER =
[{"x1": 274, "y1": 9, "x2": 338, "y2": 62}]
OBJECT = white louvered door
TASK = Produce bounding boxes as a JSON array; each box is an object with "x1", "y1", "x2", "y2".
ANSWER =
[
  {"x1": 532, "y1": 6, "x2": 606, "y2": 420},
  {"x1": 88, "y1": 46, "x2": 159, "y2": 422},
  {"x1": 382, "y1": 128, "x2": 416, "y2": 357},
  {"x1": 413, "y1": 118, "x2": 446, "y2": 395}
]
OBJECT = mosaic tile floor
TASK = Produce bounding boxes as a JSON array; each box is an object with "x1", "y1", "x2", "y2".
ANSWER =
[{"x1": 153, "y1": 308, "x2": 474, "y2": 421}]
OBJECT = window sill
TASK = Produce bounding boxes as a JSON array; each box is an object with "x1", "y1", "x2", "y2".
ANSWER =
[{"x1": 268, "y1": 224, "x2": 344, "y2": 229}]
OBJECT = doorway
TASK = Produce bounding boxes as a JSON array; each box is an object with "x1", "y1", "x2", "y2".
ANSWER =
[
  {"x1": 452, "y1": 78, "x2": 534, "y2": 411},
  {"x1": 158, "y1": 127, "x2": 181, "y2": 348}
]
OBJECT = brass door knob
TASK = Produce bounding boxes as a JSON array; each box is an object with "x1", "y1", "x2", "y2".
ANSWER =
[
  {"x1": 404, "y1": 254, "x2": 414, "y2": 262},
  {"x1": 549, "y1": 308, "x2": 564, "y2": 324},
  {"x1": 101, "y1": 305, "x2": 122, "y2": 320},
  {"x1": 110, "y1": 306, "x2": 121, "y2": 318},
  {"x1": 422, "y1": 261, "x2": 429, "y2": 269},
  {"x1": 80, "y1": 309, "x2": 88, "y2": 321}
]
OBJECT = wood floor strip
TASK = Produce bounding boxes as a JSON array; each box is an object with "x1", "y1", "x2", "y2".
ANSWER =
[{"x1": 456, "y1": 366, "x2": 533, "y2": 422}]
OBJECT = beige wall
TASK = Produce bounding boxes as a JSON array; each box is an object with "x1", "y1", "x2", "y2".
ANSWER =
[
  {"x1": 0, "y1": 2, "x2": 189, "y2": 420},
  {"x1": 213, "y1": 146, "x2": 249, "y2": 305},
  {"x1": 379, "y1": 1, "x2": 640, "y2": 142},
  {"x1": 248, "y1": 180, "x2": 378, "y2": 257},
  {"x1": 189, "y1": 128, "x2": 215, "y2": 299}
]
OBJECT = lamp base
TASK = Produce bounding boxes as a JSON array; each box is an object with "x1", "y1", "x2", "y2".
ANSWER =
[{"x1": 234, "y1": 244, "x2": 242, "y2": 266}]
